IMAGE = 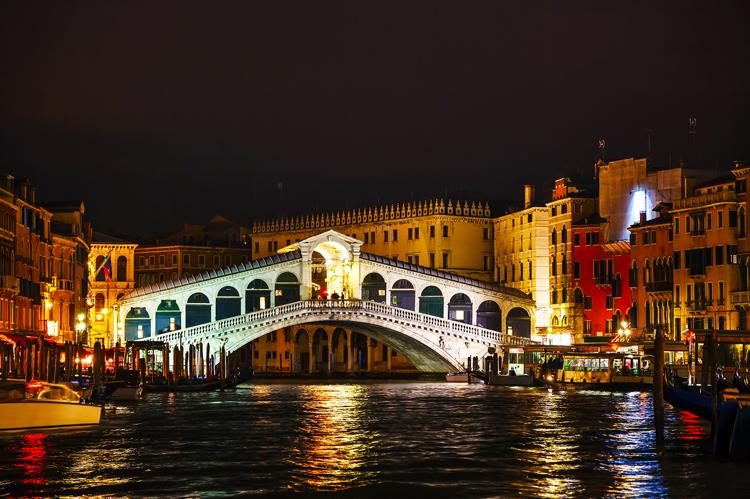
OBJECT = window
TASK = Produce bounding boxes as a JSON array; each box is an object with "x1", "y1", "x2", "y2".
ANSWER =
[
  {"x1": 551, "y1": 256, "x2": 557, "y2": 276},
  {"x1": 442, "y1": 225, "x2": 449, "y2": 237},
  {"x1": 213, "y1": 255, "x2": 220, "y2": 266},
  {"x1": 267, "y1": 241, "x2": 273, "y2": 252},
  {"x1": 561, "y1": 226, "x2": 567, "y2": 244},
  {"x1": 590, "y1": 233, "x2": 599, "y2": 245},
  {"x1": 584, "y1": 321, "x2": 592, "y2": 334},
  {"x1": 574, "y1": 233, "x2": 581, "y2": 246},
  {"x1": 393, "y1": 229, "x2": 398, "y2": 241},
  {"x1": 183, "y1": 254, "x2": 190, "y2": 265},
  {"x1": 255, "y1": 242, "x2": 259, "y2": 253},
  {"x1": 561, "y1": 203, "x2": 568, "y2": 214},
  {"x1": 719, "y1": 281, "x2": 725, "y2": 304},
  {"x1": 675, "y1": 218, "x2": 680, "y2": 234},
  {"x1": 562, "y1": 256, "x2": 567, "y2": 274},
  {"x1": 551, "y1": 206, "x2": 557, "y2": 216},
  {"x1": 364, "y1": 233, "x2": 369, "y2": 244},
  {"x1": 370, "y1": 231, "x2": 375, "y2": 244},
  {"x1": 414, "y1": 227, "x2": 420, "y2": 239},
  {"x1": 630, "y1": 233, "x2": 637, "y2": 245},
  {"x1": 149, "y1": 256, "x2": 155, "y2": 266},
  {"x1": 528, "y1": 261, "x2": 533, "y2": 279},
  {"x1": 483, "y1": 255, "x2": 490, "y2": 271},
  {"x1": 273, "y1": 241, "x2": 278, "y2": 251},
  {"x1": 430, "y1": 226, "x2": 435, "y2": 238},
  {"x1": 408, "y1": 228, "x2": 413, "y2": 240},
  {"x1": 171, "y1": 254, "x2": 177, "y2": 265},
  {"x1": 605, "y1": 295, "x2": 613, "y2": 309},
  {"x1": 585, "y1": 233, "x2": 590, "y2": 246},
  {"x1": 139, "y1": 256, "x2": 145, "y2": 267},
  {"x1": 413, "y1": 255, "x2": 419, "y2": 265},
  {"x1": 674, "y1": 251, "x2": 681, "y2": 269},
  {"x1": 551, "y1": 288, "x2": 557, "y2": 304},
  {"x1": 718, "y1": 210, "x2": 724, "y2": 228},
  {"x1": 483, "y1": 228, "x2": 489, "y2": 240},
  {"x1": 729, "y1": 210, "x2": 738, "y2": 227},
  {"x1": 198, "y1": 255, "x2": 205, "y2": 266},
  {"x1": 528, "y1": 214, "x2": 533, "y2": 223},
  {"x1": 715, "y1": 246, "x2": 724, "y2": 265},
  {"x1": 430, "y1": 253, "x2": 435, "y2": 268},
  {"x1": 442, "y1": 252, "x2": 449, "y2": 268},
  {"x1": 384, "y1": 230, "x2": 389, "y2": 242},
  {"x1": 551, "y1": 228, "x2": 557, "y2": 245},
  {"x1": 574, "y1": 261, "x2": 580, "y2": 279},
  {"x1": 675, "y1": 285, "x2": 680, "y2": 305},
  {"x1": 584, "y1": 296, "x2": 592, "y2": 309},
  {"x1": 159, "y1": 255, "x2": 165, "y2": 266},
  {"x1": 707, "y1": 213, "x2": 712, "y2": 230}
]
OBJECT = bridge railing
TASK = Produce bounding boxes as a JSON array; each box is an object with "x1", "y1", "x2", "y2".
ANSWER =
[{"x1": 149, "y1": 299, "x2": 534, "y2": 347}]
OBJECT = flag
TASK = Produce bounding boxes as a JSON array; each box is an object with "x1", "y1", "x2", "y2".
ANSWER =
[{"x1": 102, "y1": 256, "x2": 113, "y2": 282}]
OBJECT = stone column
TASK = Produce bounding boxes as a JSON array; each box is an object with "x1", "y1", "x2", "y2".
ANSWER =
[
  {"x1": 308, "y1": 335, "x2": 314, "y2": 374},
  {"x1": 345, "y1": 330, "x2": 352, "y2": 372},
  {"x1": 386, "y1": 344, "x2": 392, "y2": 372},
  {"x1": 367, "y1": 338, "x2": 374, "y2": 373}
]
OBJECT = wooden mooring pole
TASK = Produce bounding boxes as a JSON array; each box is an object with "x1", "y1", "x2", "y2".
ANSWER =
[{"x1": 653, "y1": 326, "x2": 665, "y2": 444}]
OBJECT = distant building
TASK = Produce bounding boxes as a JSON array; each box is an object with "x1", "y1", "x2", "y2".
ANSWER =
[
  {"x1": 89, "y1": 232, "x2": 137, "y2": 346},
  {"x1": 44, "y1": 200, "x2": 91, "y2": 344},
  {"x1": 251, "y1": 199, "x2": 495, "y2": 282}
]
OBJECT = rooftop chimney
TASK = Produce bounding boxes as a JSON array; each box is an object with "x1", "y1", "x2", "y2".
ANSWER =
[
  {"x1": 640, "y1": 211, "x2": 647, "y2": 224},
  {"x1": 524, "y1": 184, "x2": 534, "y2": 209}
]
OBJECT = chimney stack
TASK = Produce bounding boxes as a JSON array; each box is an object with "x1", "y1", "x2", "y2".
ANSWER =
[
  {"x1": 524, "y1": 184, "x2": 534, "y2": 209},
  {"x1": 640, "y1": 211, "x2": 647, "y2": 224}
]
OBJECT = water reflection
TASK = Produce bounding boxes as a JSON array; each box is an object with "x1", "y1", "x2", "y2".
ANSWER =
[
  {"x1": 288, "y1": 384, "x2": 379, "y2": 491},
  {"x1": 10, "y1": 432, "x2": 48, "y2": 486}
]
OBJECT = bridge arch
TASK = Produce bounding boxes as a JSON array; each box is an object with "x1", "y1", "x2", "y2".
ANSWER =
[
  {"x1": 390, "y1": 278, "x2": 415, "y2": 310},
  {"x1": 419, "y1": 286, "x2": 444, "y2": 318},
  {"x1": 331, "y1": 327, "x2": 348, "y2": 372},
  {"x1": 155, "y1": 299, "x2": 180, "y2": 334},
  {"x1": 186, "y1": 292, "x2": 212, "y2": 327},
  {"x1": 362, "y1": 272, "x2": 387, "y2": 302},
  {"x1": 245, "y1": 279, "x2": 271, "y2": 312},
  {"x1": 124, "y1": 307, "x2": 151, "y2": 340},
  {"x1": 476, "y1": 300, "x2": 501, "y2": 331},
  {"x1": 275, "y1": 272, "x2": 300, "y2": 306},
  {"x1": 448, "y1": 293, "x2": 472, "y2": 324},
  {"x1": 216, "y1": 286, "x2": 241, "y2": 320},
  {"x1": 506, "y1": 307, "x2": 531, "y2": 338},
  {"x1": 312, "y1": 328, "x2": 329, "y2": 373},
  {"x1": 294, "y1": 328, "x2": 311, "y2": 372}
]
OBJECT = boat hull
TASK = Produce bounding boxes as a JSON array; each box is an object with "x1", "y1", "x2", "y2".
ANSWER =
[{"x1": 0, "y1": 401, "x2": 102, "y2": 430}]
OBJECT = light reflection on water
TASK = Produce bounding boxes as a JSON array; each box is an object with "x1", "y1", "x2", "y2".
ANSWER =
[{"x1": 0, "y1": 382, "x2": 744, "y2": 497}]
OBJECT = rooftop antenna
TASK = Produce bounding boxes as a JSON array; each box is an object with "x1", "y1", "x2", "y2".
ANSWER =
[{"x1": 594, "y1": 138, "x2": 606, "y2": 179}]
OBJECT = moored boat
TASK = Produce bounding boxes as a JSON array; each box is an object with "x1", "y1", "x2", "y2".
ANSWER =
[
  {"x1": 0, "y1": 380, "x2": 102, "y2": 431},
  {"x1": 445, "y1": 372, "x2": 469, "y2": 382}
]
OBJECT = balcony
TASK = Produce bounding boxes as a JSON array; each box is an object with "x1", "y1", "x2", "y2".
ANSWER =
[
  {"x1": 689, "y1": 228, "x2": 706, "y2": 236},
  {"x1": 685, "y1": 300, "x2": 709, "y2": 311},
  {"x1": 673, "y1": 189, "x2": 736, "y2": 210},
  {"x1": 594, "y1": 274, "x2": 613, "y2": 286},
  {"x1": 732, "y1": 290, "x2": 750, "y2": 305},
  {"x1": 0, "y1": 275, "x2": 19, "y2": 294},
  {"x1": 646, "y1": 281, "x2": 672, "y2": 293},
  {"x1": 689, "y1": 266, "x2": 706, "y2": 277}
]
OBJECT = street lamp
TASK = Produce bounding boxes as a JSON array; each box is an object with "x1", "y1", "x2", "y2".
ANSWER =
[
  {"x1": 75, "y1": 314, "x2": 86, "y2": 344},
  {"x1": 617, "y1": 321, "x2": 632, "y2": 341}
]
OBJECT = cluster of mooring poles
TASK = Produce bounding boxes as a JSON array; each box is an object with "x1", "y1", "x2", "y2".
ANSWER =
[
  {"x1": 0, "y1": 338, "x2": 105, "y2": 384},
  {"x1": 124, "y1": 340, "x2": 229, "y2": 386}
]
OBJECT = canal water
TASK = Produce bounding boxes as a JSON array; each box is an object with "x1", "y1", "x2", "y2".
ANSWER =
[{"x1": 1, "y1": 381, "x2": 749, "y2": 497}]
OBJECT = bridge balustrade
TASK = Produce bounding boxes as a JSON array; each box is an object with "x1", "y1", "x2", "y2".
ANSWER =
[{"x1": 147, "y1": 299, "x2": 535, "y2": 348}]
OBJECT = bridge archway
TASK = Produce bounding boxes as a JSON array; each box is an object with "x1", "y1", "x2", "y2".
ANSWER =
[
  {"x1": 331, "y1": 327, "x2": 348, "y2": 372},
  {"x1": 362, "y1": 272, "x2": 386, "y2": 303},
  {"x1": 246, "y1": 279, "x2": 271, "y2": 312},
  {"x1": 448, "y1": 293, "x2": 472, "y2": 324},
  {"x1": 390, "y1": 279, "x2": 415, "y2": 310},
  {"x1": 419, "y1": 286, "x2": 444, "y2": 318},
  {"x1": 186, "y1": 292, "x2": 212, "y2": 327},
  {"x1": 155, "y1": 300, "x2": 180, "y2": 333},
  {"x1": 506, "y1": 307, "x2": 531, "y2": 338},
  {"x1": 311, "y1": 239, "x2": 352, "y2": 299},
  {"x1": 216, "y1": 286, "x2": 241, "y2": 320},
  {"x1": 294, "y1": 328, "x2": 310, "y2": 373},
  {"x1": 124, "y1": 307, "x2": 151, "y2": 340},
  {"x1": 476, "y1": 301, "x2": 501, "y2": 331},
  {"x1": 275, "y1": 272, "x2": 300, "y2": 306}
]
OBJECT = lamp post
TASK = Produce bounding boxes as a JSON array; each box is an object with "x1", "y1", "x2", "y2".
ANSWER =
[
  {"x1": 617, "y1": 321, "x2": 632, "y2": 343},
  {"x1": 75, "y1": 313, "x2": 86, "y2": 344}
]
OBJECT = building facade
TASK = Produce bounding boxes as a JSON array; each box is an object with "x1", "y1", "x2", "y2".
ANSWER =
[
  {"x1": 134, "y1": 245, "x2": 252, "y2": 288},
  {"x1": 251, "y1": 199, "x2": 495, "y2": 282},
  {"x1": 89, "y1": 233, "x2": 137, "y2": 347}
]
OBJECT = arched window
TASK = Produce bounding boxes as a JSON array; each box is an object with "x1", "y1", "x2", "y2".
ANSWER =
[
  {"x1": 562, "y1": 225, "x2": 567, "y2": 244},
  {"x1": 116, "y1": 256, "x2": 128, "y2": 281},
  {"x1": 574, "y1": 288, "x2": 584, "y2": 304},
  {"x1": 528, "y1": 260, "x2": 533, "y2": 280},
  {"x1": 95, "y1": 293, "x2": 105, "y2": 312},
  {"x1": 552, "y1": 256, "x2": 557, "y2": 276},
  {"x1": 551, "y1": 228, "x2": 557, "y2": 245},
  {"x1": 519, "y1": 262, "x2": 524, "y2": 281}
]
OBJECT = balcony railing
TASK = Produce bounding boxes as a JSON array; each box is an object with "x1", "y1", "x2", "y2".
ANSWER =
[
  {"x1": 594, "y1": 275, "x2": 613, "y2": 286},
  {"x1": 689, "y1": 228, "x2": 706, "y2": 236},
  {"x1": 685, "y1": 300, "x2": 709, "y2": 311},
  {"x1": 732, "y1": 290, "x2": 750, "y2": 305},
  {"x1": 673, "y1": 189, "x2": 736, "y2": 209}
]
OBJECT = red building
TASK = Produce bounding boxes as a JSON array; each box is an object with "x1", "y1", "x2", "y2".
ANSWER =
[{"x1": 571, "y1": 219, "x2": 633, "y2": 339}]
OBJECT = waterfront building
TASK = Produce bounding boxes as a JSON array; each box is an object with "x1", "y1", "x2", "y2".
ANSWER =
[
  {"x1": 493, "y1": 185, "x2": 552, "y2": 340},
  {"x1": 12, "y1": 178, "x2": 53, "y2": 337},
  {"x1": 671, "y1": 174, "x2": 742, "y2": 333},
  {"x1": 134, "y1": 215, "x2": 252, "y2": 288},
  {"x1": 44, "y1": 201, "x2": 91, "y2": 344},
  {"x1": 89, "y1": 232, "x2": 137, "y2": 346},
  {"x1": 571, "y1": 219, "x2": 632, "y2": 343},
  {"x1": 731, "y1": 163, "x2": 750, "y2": 327},
  {"x1": 251, "y1": 199, "x2": 495, "y2": 282},
  {"x1": 546, "y1": 177, "x2": 598, "y2": 342},
  {"x1": 627, "y1": 206, "x2": 674, "y2": 339},
  {"x1": 0, "y1": 176, "x2": 18, "y2": 334}
]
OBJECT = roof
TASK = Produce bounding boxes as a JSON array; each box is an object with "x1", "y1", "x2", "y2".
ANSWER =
[
  {"x1": 92, "y1": 231, "x2": 135, "y2": 244},
  {"x1": 360, "y1": 252, "x2": 531, "y2": 300},
  {"x1": 125, "y1": 249, "x2": 302, "y2": 299},
  {"x1": 573, "y1": 214, "x2": 607, "y2": 226},
  {"x1": 694, "y1": 174, "x2": 734, "y2": 190},
  {"x1": 628, "y1": 214, "x2": 672, "y2": 230}
]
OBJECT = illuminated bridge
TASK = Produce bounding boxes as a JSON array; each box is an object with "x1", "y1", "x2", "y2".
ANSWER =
[{"x1": 120, "y1": 231, "x2": 536, "y2": 373}]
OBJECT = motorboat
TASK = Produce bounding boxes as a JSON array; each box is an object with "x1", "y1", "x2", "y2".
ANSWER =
[
  {"x1": 445, "y1": 371, "x2": 469, "y2": 382},
  {"x1": 0, "y1": 380, "x2": 102, "y2": 431}
]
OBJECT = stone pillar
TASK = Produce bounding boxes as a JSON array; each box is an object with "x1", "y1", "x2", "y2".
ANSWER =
[
  {"x1": 367, "y1": 338, "x2": 374, "y2": 373},
  {"x1": 345, "y1": 330, "x2": 352, "y2": 372},
  {"x1": 386, "y1": 344, "x2": 392, "y2": 372},
  {"x1": 308, "y1": 336, "x2": 314, "y2": 374},
  {"x1": 289, "y1": 337, "x2": 296, "y2": 373}
]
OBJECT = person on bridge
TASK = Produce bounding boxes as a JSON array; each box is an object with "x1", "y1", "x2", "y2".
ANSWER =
[{"x1": 331, "y1": 292, "x2": 340, "y2": 300}]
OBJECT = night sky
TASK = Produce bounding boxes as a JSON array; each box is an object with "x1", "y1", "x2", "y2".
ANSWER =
[{"x1": 1, "y1": 2, "x2": 748, "y2": 237}]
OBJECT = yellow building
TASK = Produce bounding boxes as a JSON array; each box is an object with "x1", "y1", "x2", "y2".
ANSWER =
[
  {"x1": 89, "y1": 232, "x2": 137, "y2": 346},
  {"x1": 252, "y1": 199, "x2": 494, "y2": 282},
  {"x1": 494, "y1": 185, "x2": 552, "y2": 337}
]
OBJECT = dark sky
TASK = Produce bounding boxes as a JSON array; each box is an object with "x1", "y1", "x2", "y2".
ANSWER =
[{"x1": 1, "y1": 2, "x2": 749, "y2": 236}]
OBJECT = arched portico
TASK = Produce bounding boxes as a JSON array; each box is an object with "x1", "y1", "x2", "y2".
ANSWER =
[
  {"x1": 216, "y1": 286, "x2": 241, "y2": 320},
  {"x1": 477, "y1": 300, "x2": 501, "y2": 331},
  {"x1": 246, "y1": 279, "x2": 271, "y2": 312},
  {"x1": 506, "y1": 307, "x2": 531, "y2": 338},
  {"x1": 125, "y1": 307, "x2": 151, "y2": 340},
  {"x1": 362, "y1": 272, "x2": 386, "y2": 302},
  {"x1": 391, "y1": 279, "x2": 415, "y2": 310},
  {"x1": 155, "y1": 300, "x2": 180, "y2": 333},
  {"x1": 448, "y1": 293, "x2": 472, "y2": 324},
  {"x1": 419, "y1": 286, "x2": 444, "y2": 317},
  {"x1": 186, "y1": 292, "x2": 212, "y2": 327},
  {"x1": 275, "y1": 272, "x2": 300, "y2": 306}
]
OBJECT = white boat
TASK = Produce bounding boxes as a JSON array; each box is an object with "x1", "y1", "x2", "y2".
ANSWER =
[{"x1": 0, "y1": 381, "x2": 102, "y2": 430}]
